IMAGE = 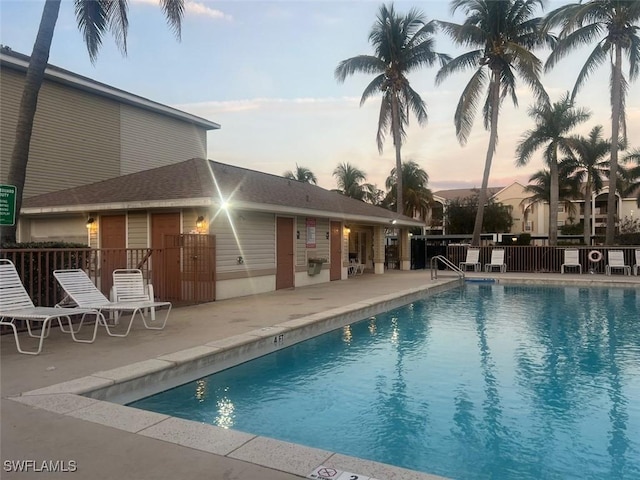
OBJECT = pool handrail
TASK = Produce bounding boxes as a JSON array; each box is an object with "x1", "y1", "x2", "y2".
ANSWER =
[{"x1": 430, "y1": 255, "x2": 465, "y2": 280}]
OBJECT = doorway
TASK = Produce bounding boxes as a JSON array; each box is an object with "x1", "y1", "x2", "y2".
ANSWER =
[
  {"x1": 330, "y1": 221, "x2": 342, "y2": 281},
  {"x1": 100, "y1": 214, "x2": 126, "y2": 295},
  {"x1": 276, "y1": 217, "x2": 294, "y2": 289}
]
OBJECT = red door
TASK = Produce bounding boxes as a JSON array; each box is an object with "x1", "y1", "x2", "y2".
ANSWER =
[
  {"x1": 276, "y1": 217, "x2": 294, "y2": 290},
  {"x1": 100, "y1": 215, "x2": 126, "y2": 295},
  {"x1": 152, "y1": 213, "x2": 181, "y2": 300},
  {"x1": 330, "y1": 221, "x2": 342, "y2": 281}
]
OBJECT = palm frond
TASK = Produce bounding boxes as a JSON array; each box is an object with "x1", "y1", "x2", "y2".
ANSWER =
[
  {"x1": 335, "y1": 55, "x2": 385, "y2": 83},
  {"x1": 453, "y1": 67, "x2": 486, "y2": 144},
  {"x1": 159, "y1": 0, "x2": 184, "y2": 40}
]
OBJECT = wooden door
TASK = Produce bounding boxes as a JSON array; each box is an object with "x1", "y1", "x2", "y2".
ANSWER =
[
  {"x1": 152, "y1": 212, "x2": 181, "y2": 300},
  {"x1": 100, "y1": 215, "x2": 126, "y2": 295},
  {"x1": 330, "y1": 221, "x2": 342, "y2": 281},
  {"x1": 276, "y1": 217, "x2": 294, "y2": 290}
]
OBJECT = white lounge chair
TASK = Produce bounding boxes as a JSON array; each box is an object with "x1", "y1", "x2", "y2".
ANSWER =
[
  {"x1": 484, "y1": 249, "x2": 507, "y2": 273},
  {"x1": 0, "y1": 260, "x2": 102, "y2": 354},
  {"x1": 459, "y1": 248, "x2": 481, "y2": 272},
  {"x1": 54, "y1": 269, "x2": 172, "y2": 337},
  {"x1": 561, "y1": 249, "x2": 582, "y2": 274},
  {"x1": 634, "y1": 249, "x2": 640, "y2": 276},
  {"x1": 606, "y1": 250, "x2": 631, "y2": 276}
]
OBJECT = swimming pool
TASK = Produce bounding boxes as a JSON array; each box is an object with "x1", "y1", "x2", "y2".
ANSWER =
[{"x1": 130, "y1": 284, "x2": 640, "y2": 479}]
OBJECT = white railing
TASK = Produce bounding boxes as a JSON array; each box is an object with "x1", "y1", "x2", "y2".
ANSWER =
[{"x1": 430, "y1": 255, "x2": 465, "y2": 280}]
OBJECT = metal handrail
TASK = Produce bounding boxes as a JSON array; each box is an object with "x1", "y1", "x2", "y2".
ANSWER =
[{"x1": 430, "y1": 255, "x2": 465, "y2": 280}]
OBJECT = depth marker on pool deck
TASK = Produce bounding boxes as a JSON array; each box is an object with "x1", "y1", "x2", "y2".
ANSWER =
[{"x1": 308, "y1": 465, "x2": 376, "y2": 480}]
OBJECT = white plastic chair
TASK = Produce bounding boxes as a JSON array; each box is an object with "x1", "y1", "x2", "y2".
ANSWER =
[
  {"x1": 459, "y1": 248, "x2": 481, "y2": 272},
  {"x1": 111, "y1": 269, "x2": 159, "y2": 321},
  {"x1": 348, "y1": 259, "x2": 364, "y2": 276},
  {"x1": 54, "y1": 269, "x2": 172, "y2": 337},
  {"x1": 0, "y1": 260, "x2": 103, "y2": 354},
  {"x1": 606, "y1": 250, "x2": 631, "y2": 276},
  {"x1": 484, "y1": 249, "x2": 507, "y2": 273},
  {"x1": 634, "y1": 250, "x2": 640, "y2": 276},
  {"x1": 561, "y1": 249, "x2": 582, "y2": 274}
]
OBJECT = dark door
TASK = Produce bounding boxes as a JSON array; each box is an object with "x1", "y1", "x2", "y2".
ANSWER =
[
  {"x1": 276, "y1": 217, "x2": 294, "y2": 290},
  {"x1": 100, "y1": 215, "x2": 126, "y2": 295},
  {"x1": 330, "y1": 221, "x2": 342, "y2": 281},
  {"x1": 152, "y1": 212, "x2": 181, "y2": 300}
]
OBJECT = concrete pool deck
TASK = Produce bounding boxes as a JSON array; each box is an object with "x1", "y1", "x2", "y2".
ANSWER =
[{"x1": 2, "y1": 270, "x2": 639, "y2": 479}]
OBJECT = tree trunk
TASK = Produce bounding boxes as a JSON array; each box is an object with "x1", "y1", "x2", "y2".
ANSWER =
[
  {"x1": 583, "y1": 181, "x2": 592, "y2": 246},
  {"x1": 548, "y1": 146, "x2": 559, "y2": 246},
  {"x1": 390, "y1": 91, "x2": 403, "y2": 215},
  {"x1": 605, "y1": 43, "x2": 623, "y2": 245},
  {"x1": 1, "y1": 0, "x2": 61, "y2": 245},
  {"x1": 471, "y1": 69, "x2": 500, "y2": 246}
]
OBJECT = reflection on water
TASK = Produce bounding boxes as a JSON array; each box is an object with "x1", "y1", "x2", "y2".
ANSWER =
[{"x1": 130, "y1": 285, "x2": 640, "y2": 480}]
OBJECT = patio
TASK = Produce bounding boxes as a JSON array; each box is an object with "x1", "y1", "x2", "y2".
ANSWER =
[{"x1": 2, "y1": 270, "x2": 638, "y2": 479}]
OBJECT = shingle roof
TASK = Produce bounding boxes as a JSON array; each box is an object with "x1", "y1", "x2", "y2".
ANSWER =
[{"x1": 23, "y1": 158, "x2": 422, "y2": 226}]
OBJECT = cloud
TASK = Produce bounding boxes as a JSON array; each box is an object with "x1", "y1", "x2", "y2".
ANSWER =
[{"x1": 132, "y1": 0, "x2": 232, "y2": 21}]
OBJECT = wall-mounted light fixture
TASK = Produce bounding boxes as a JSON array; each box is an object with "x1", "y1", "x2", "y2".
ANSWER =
[
  {"x1": 296, "y1": 230, "x2": 300, "y2": 239},
  {"x1": 390, "y1": 219, "x2": 397, "y2": 225},
  {"x1": 196, "y1": 215, "x2": 205, "y2": 230},
  {"x1": 86, "y1": 217, "x2": 95, "y2": 229},
  {"x1": 325, "y1": 231, "x2": 330, "y2": 240},
  {"x1": 344, "y1": 226, "x2": 351, "y2": 234}
]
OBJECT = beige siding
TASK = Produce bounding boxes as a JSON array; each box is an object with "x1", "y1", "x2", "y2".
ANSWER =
[
  {"x1": 1, "y1": 69, "x2": 121, "y2": 198},
  {"x1": 120, "y1": 106, "x2": 207, "y2": 175},
  {"x1": 28, "y1": 216, "x2": 88, "y2": 245},
  {"x1": 213, "y1": 211, "x2": 275, "y2": 272},
  {"x1": 127, "y1": 211, "x2": 148, "y2": 248},
  {"x1": 295, "y1": 217, "x2": 330, "y2": 265}
]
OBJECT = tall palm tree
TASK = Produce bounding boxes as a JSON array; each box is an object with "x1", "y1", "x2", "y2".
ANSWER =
[
  {"x1": 515, "y1": 93, "x2": 590, "y2": 245},
  {"x1": 2, "y1": 0, "x2": 184, "y2": 245},
  {"x1": 384, "y1": 160, "x2": 433, "y2": 220},
  {"x1": 332, "y1": 162, "x2": 377, "y2": 202},
  {"x1": 335, "y1": 3, "x2": 449, "y2": 215},
  {"x1": 544, "y1": 0, "x2": 640, "y2": 245},
  {"x1": 436, "y1": 0, "x2": 553, "y2": 246},
  {"x1": 562, "y1": 125, "x2": 611, "y2": 245},
  {"x1": 283, "y1": 164, "x2": 318, "y2": 185},
  {"x1": 522, "y1": 167, "x2": 582, "y2": 226}
]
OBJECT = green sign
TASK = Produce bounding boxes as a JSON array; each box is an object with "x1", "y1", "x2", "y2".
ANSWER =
[{"x1": 0, "y1": 184, "x2": 17, "y2": 226}]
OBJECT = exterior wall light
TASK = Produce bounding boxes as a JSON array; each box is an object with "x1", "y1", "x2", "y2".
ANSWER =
[
  {"x1": 86, "y1": 217, "x2": 95, "y2": 229},
  {"x1": 196, "y1": 216, "x2": 205, "y2": 230}
]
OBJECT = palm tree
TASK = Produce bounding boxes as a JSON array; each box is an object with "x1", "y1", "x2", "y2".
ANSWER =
[
  {"x1": 436, "y1": 0, "x2": 553, "y2": 246},
  {"x1": 515, "y1": 93, "x2": 590, "y2": 245},
  {"x1": 562, "y1": 126, "x2": 611, "y2": 245},
  {"x1": 384, "y1": 160, "x2": 433, "y2": 220},
  {"x1": 522, "y1": 167, "x2": 582, "y2": 227},
  {"x1": 2, "y1": 0, "x2": 184, "y2": 245},
  {"x1": 621, "y1": 148, "x2": 640, "y2": 207},
  {"x1": 335, "y1": 3, "x2": 449, "y2": 215},
  {"x1": 332, "y1": 162, "x2": 377, "y2": 202},
  {"x1": 283, "y1": 164, "x2": 318, "y2": 184},
  {"x1": 544, "y1": 0, "x2": 640, "y2": 245}
]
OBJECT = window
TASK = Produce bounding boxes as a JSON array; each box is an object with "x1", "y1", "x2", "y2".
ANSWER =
[{"x1": 524, "y1": 221, "x2": 533, "y2": 232}]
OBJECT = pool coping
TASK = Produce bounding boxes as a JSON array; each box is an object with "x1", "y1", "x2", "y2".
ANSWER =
[
  {"x1": 8, "y1": 279, "x2": 462, "y2": 480},
  {"x1": 8, "y1": 276, "x2": 639, "y2": 480}
]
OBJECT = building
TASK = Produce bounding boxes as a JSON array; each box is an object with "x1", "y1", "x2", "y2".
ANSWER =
[
  {"x1": 0, "y1": 47, "x2": 219, "y2": 204},
  {"x1": 21, "y1": 158, "x2": 423, "y2": 300}
]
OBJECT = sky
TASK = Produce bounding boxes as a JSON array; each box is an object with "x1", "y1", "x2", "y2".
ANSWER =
[{"x1": 1, "y1": 0, "x2": 638, "y2": 193}]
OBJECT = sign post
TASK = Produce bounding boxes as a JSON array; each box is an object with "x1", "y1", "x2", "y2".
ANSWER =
[{"x1": 0, "y1": 184, "x2": 17, "y2": 226}]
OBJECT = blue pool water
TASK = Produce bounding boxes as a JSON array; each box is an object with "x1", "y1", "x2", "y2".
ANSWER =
[{"x1": 130, "y1": 284, "x2": 640, "y2": 479}]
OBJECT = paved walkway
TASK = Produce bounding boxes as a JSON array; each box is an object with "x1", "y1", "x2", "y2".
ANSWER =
[{"x1": 1, "y1": 270, "x2": 638, "y2": 479}]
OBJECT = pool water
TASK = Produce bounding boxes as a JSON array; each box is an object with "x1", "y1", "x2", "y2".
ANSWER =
[{"x1": 130, "y1": 284, "x2": 640, "y2": 479}]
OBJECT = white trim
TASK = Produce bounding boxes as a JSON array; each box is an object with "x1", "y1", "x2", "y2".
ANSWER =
[{"x1": 22, "y1": 198, "x2": 424, "y2": 228}]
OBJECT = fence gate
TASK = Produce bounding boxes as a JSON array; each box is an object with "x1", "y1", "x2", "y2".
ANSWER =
[{"x1": 160, "y1": 234, "x2": 216, "y2": 304}]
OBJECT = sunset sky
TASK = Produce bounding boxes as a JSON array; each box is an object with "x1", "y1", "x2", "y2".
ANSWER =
[{"x1": 1, "y1": 0, "x2": 638, "y2": 192}]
